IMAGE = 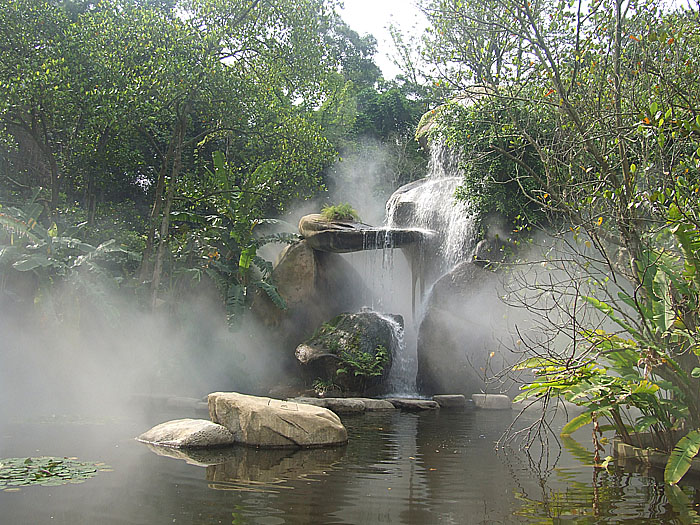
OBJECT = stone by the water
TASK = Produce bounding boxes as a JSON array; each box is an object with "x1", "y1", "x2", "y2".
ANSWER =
[
  {"x1": 353, "y1": 398, "x2": 396, "y2": 411},
  {"x1": 293, "y1": 397, "x2": 366, "y2": 413},
  {"x1": 208, "y1": 392, "x2": 348, "y2": 448},
  {"x1": 137, "y1": 418, "x2": 235, "y2": 448},
  {"x1": 293, "y1": 397, "x2": 396, "y2": 413},
  {"x1": 432, "y1": 394, "x2": 466, "y2": 408},
  {"x1": 385, "y1": 398, "x2": 440, "y2": 411},
  {"x1": 472, "y1": 394, "x2": 512, "y2": 410}
]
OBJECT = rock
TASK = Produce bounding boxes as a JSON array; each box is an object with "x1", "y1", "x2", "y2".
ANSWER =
[
  {"x1": 432, "y1": 394, "x2": 467, "y2": 408},
  {"x1": 136, "y1": 419, "x2": 235, "y2": 448},
  {"x1": 385, "y1": 398, "x2": 440, "y2": 411},
  {"x1": 292, "y1": 397, "x2": 396, "y2": 413},
  {"x1": 293, "y1": 397, "x2": 366, "y2": 414},
  {"x1": 250, "y1": 240, "x2": 371, "y2": 363},
  {"x1": 295, "y1": 311, "x2": 401, "y2": 395},
  {"x1": 208, "y1": 392, "x2": 348, "y2": 448},
  {"x1": 298, "y1": 213, "x2": 426, "y2": 253},
  {"x1": 354, "y1": 398, "x2": 396, "y2": 411},
  {"x1": 472, "y1": 394, "x2": 512, "y2": 410},
  {"x1": 417, "y1": 261, "x2": 505, "y2": 396}
]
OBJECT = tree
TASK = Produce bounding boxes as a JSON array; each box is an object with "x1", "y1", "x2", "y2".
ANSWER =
[{"x1": 418, "y1": 0, "x2": 700, "y2": 481}]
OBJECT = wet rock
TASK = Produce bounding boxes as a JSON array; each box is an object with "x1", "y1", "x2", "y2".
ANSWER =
[
  {"x1": 136, "y1": 419, "x2": 235, "y2": 448},
  {"x1": 208, "y1": 392, "x2": 348, "y2": 448},
  {"x1": 471, "y1": 237, "x2": 514, "y2": 268},
  {"x1": 432, "y1": 395, "x2": 467, "y2": 408},
  {"x1": 385, "y1": 398, "x2": 440, "y2": 411},
  {"x1": 417, "y1": 261, "x2": 503, "y2": 396},
  {"x1": 472, "y1": 394, "x2": 512, "y2": 410},
  {"x1": 295, "y1": 311, "x2": 401, "y2": 395},
  {"x1": 354, "y1": 398, "x2": 396, "y2": 411},
  {"x1": 293, "y1": 397, "x2": 366, "y2": 414},
  {"x1": 293, "y1": 397, "x2": 397, "y2": 413},
  {"x1": 298, "y1": 214, "x2": 425, "y2": 253}
]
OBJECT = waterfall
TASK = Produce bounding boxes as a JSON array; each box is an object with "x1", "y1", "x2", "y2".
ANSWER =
[
  {"x1": 376, "y1": 311, "x2": 414, "y2": 396},
  {"x1": 385, "y1": 141, "x2": 477, "y2": 272}
]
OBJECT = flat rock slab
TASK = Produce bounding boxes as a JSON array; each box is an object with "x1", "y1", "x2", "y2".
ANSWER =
[
  {"x1": 208, "y1": 392, "x2": 348, "y2": 448},
  {"x1": 294, "y1": 397, "x2": 366, "y2": 413},
  {"x1": 432, "y1": 394, "x2": 467, "y2": 408},
  {"x1": 299, "y1": 214, "x2": 428, "y2": 253},
  {"x1": 137, "y1": 418, "x2": 235, "y2": 448},
  {"x1": 294, "y1": 397, "x2": 397, "y2": 413},
  {"x1": 472, "y1": 394, "x2": 512, "y2": 410},
  {"x1": 354, "y1": 398, "x2": 396, "y2": 411},
  {"x1": 385, "y1": 398, "x2": 440, "y2": 411}
]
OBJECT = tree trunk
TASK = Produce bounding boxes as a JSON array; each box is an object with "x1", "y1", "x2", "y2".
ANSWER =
[{"x1": 150, "y1": 104, "x2": 189, "y2": 308}]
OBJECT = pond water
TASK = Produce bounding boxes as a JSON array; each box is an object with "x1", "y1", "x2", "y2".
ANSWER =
[{"x1": 1, "y1": 402, "x2": 699, "y2": 524}]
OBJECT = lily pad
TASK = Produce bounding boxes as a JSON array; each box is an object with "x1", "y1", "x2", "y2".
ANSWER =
[{"x1": 0, "y1": 457, "x2": 111, "y2": 491}]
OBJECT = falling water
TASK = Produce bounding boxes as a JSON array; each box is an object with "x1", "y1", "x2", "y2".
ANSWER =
[
  {"x1": 385, "y1": 141, "x2": 477, "y2": 271},
  {"x1": 375, "y1": 311, "x2": 414, "y2": 395}
]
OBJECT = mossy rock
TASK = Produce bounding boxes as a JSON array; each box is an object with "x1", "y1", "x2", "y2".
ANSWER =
[{"x1": 295, "y1": 311, "x2": 403, "y2": 395}]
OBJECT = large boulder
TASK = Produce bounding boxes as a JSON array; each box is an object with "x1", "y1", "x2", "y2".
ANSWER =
[
  {"x1": 295, "y1": 310, "x2": 402, "y2": 395},
  {"x1": 136, "y1": 419, "x2": 235, "y2": 448},
  {"x1": 252, "y1": 241, "x2": 368, "y2": 338},
  {"x1": 208, "y1": 392, "x2": 348, "y2": 448},
  {"x1": 417, "y1": 261, "x2": 506, "y2": 395},
  {"x1": 299, "y1": 213, "x2": 426, "y2": 253}
]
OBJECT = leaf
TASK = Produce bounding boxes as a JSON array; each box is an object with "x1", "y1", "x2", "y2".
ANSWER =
[
  {"x1": 561, "y1": 411, "x2": 593, "y2": 436},
  {"x1": 253, "y1": 280, "x2": 287, "y2": 310},
  {"x1": 582, "y1": 296, "x2": 641, "y2": 338},
  {"x1": 665, "y1": 430, "x2": 700, "y2": 484}
]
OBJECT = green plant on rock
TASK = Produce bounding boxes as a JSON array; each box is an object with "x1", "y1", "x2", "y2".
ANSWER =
[
  {"x1": 320, "y1": 203, "x2": 360, "y2": 222},
  {"x1": 336, "y1": 344, "x2": 389, "y2": 380},
  {"x1": 312, "y1": 378, "x2": 341, "y2": 396}
]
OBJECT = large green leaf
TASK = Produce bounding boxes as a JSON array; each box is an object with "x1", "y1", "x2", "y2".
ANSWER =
[
  {"x1": 561, "y1": 411, "x2": 593, "y2": 436},
  {"x1": 582, "y1": 296, "x2": 641, "y2": 338},
  {"x1": 665, "y1": 430, "x2": 700, "y2": 484}
]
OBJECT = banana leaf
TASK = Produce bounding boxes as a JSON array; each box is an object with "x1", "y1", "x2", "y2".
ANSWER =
[{"x1": 665, "y1": 430, "x2": 700, "y2": 484}]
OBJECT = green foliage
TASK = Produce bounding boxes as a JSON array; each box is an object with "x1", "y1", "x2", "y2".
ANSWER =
[
  {"x1": 0, "y1": 457, "x2": 111, "y2": 490},
  {"x1": 666, "y1": 430, "x2": 700, "y2": 485},
  {"x1": 336, "y1": 344, "x2": 389, "y2": 380},
  {"x1": 312, "y1": 377, "x2": 340, "y2": 396},
  {"x1": 320, "y1": 203, "x2": 360, "y2": 222}
]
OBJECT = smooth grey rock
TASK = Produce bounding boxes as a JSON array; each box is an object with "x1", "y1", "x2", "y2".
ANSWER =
[
  {"x1": 385, "y1": 398, "x2": 440, "y2": 411},
  {"x1": 472, "y1": 394, "x2": 512, "y2": 410},
  {"x1": 208, "y1": 392, "x2": 348, "y2": 448},
  {"x1": 293, "y1": 397, "x2": 366, "y2": 414},
  {"x1": 432, "y1": 394, "x2": 466, "y2": 408},
  {"x1": 137, "y1": 418, "x2": 235, "y2": 448}
]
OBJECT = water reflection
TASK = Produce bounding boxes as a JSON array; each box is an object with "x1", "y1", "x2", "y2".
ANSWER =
[{"x1": 6, "y1": 407, "x2": 700, "y2": 523}]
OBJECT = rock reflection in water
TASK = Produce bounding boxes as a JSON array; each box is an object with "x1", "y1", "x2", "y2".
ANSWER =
[
  {"x1": 144, "y1": 442, "x2": 346, "y2": 490},
  {"x1": 206, "y1": 447, "x2": 346, "y2": 490}
]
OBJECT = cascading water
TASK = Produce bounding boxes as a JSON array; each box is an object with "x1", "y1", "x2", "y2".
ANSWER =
[
  {"x1": 373, "y1": 141, "x2": 479, "y2": 395},
  {"x1": 376, "y1": 311, "x2": 413, "y2": 395},
  {"x1": 386, "y1": 141, "x2": 477, "y2": 271}
]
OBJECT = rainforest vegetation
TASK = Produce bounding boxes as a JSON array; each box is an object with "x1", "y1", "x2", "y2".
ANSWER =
[{"x1": 3, "y1": 0, "x2": 700, "y2": 486}]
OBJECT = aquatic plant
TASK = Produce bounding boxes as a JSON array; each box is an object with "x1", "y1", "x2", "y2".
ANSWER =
[{"x1": 0, "y1": 457, "x2": 111, "y2": 491}]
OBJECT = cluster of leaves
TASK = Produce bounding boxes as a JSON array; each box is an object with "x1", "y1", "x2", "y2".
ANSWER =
[
  {"x1": 0, "y1": 457, "x2": 111, "y2": 491},
  {"x1": 415, "y1": 0, "x2": 700, "y2": 484},
  {"x1": 336, "y1": 344, "x2": 390, "y2": 380}
]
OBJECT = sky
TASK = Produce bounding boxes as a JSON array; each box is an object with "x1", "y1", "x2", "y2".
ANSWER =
[{"x1": 339, "y1": 0, "x2": 428, "y2": 79}]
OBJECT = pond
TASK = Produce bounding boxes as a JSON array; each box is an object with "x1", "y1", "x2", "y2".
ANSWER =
[{"x1": 1, "y1": 401, "x2": 698, "y2": 524}]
